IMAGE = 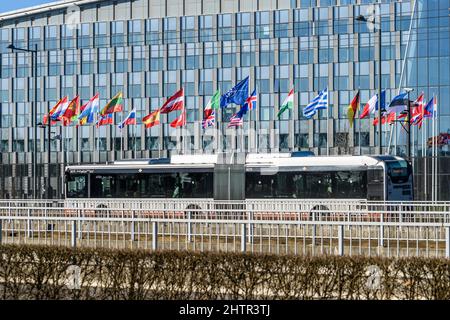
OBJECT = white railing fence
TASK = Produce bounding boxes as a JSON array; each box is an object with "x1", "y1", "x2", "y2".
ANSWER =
[{"x1": 0, "y1": 199, "x2": 449, "y2": 258}]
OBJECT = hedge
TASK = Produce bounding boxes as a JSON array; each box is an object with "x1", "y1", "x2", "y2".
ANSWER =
[{"x1": 0, "y1": 245, "x2": 449, "y2": 300}]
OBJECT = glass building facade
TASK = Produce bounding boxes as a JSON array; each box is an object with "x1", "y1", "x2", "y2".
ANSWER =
[{"x1": 0, "y1": 0, "x2": 449, "y2": 199}]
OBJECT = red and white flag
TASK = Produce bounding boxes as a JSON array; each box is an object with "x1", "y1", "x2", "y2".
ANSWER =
[
  {"x1": 360, "y1": 94, "x2": 377, "y2": 119},
  {"x1": 160, "y1": 88, "x2": 184, "y2": 114},
  {"x1": 170, "y1": 108, "x2": 186, "y2": 128}
]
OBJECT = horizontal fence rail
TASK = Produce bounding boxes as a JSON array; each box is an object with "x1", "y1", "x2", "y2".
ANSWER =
[{"x1": 0, "y1": 199, "x2": 449, "y2": 259}]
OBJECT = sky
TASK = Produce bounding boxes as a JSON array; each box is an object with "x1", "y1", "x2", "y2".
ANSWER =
[{"x1": 0, "y1": 0, "x2": 58, "y2": 13}]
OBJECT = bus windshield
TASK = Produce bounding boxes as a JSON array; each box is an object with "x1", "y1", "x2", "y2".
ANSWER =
[{"x1": 385, "y1": 160, "x2": 411, "y2": 184}]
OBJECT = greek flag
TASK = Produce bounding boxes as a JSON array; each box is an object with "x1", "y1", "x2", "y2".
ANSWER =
[{"x1": 303, "y1": 88, "x2": 328, "y2": 119}]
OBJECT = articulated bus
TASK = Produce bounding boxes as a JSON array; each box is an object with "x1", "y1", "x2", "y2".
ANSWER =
[{"x1": 65, "y1": 153, "x2": 413, "y2": 204}]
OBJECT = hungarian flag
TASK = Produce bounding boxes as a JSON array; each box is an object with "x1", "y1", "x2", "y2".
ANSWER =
[
  {"x1": 170, "y1": 109, "x2": 186, "y2": 128},
  {"x1": 277, "y1": 89, "x2": 294, "y2": 119},
  {"x1": 160, "y1": 88, "x2": 184, "y2": 114},
  {"x1": 96, "y1": 113, "x2": 113, "y2": 128},
  {"x1": 100, "y1": 92, "x2": 123, "y2": 116},
  {"x1": 118, "y1": 109, "x2": 137, "y2": 129},
  {"x1": 60, "y1": 96, "x2": 80, "y2": 126},
  {"x1": 143, "y1": 109, "x2": 161, "y2": 128},
  {"x1": 44, "y1": 97, "x2": 68, "y2": 124},
  {"x1": 347, "y1": 91, "x2": 360, "y2": 127}
]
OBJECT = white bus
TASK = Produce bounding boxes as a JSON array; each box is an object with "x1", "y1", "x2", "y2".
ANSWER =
[{"x1": 65, "y1": 153, "x2": 413, "y2": 202}]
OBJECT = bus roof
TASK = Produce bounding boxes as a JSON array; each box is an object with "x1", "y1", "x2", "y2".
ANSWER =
[{"x1": 245, "y1": 154, "x2": 403, "y2": 168}]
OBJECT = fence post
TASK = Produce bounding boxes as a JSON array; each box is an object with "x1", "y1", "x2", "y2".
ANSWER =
[
  {"x1": 248, "y1": 210, "x2": 254, "y2": 244},
  {"x1": 27, "y1": 208, "x2": 32, "y2": 238},
  {"x1": 379, "y1": 212, "x2": 384, "y2": 249},
  {"x1": 152, "y1": 221, "x2": 158, "y2": 251},
  {"x1": 187, "y1": 211, "x2": 192, "y2": 242},
  {"x1": 71, "y1": 220, "x2": 77, "y2": 248},
  {"x1": 446, "y1": 226, "x2": 450, "y2": 259},
  {"x1": 338, "y1": 225, "x2": 344, "y2": 256},
  {"x1": 131, "y1": 211, "x2": 135, "y2": 242},
  {"x1": 241, "y1": 223, "x2": 247, "y2": 253}
]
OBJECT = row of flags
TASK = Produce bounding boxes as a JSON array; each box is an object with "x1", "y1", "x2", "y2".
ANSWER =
[
  {"x1": 43, "y1": 76, "x2": 439, "y2": 133},
  {"x1": 348, "y1": 89, "x2": 439, "y2": 129}
]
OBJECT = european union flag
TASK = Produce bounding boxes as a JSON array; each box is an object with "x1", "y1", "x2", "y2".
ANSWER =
[{"x1": 220, "y1": 76, "x2": 249, "y2": 108}]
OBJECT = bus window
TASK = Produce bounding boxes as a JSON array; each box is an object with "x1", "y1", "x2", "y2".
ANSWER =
[
  {"x1": 334, "y1": 171, "x2": 367, "y2": 199},
  {"x1": 67, "y1": 174, "x2": 88, "y2": 198},
  {"x1": 386, "y1": 161, "x2": 411, "y2": 184},
  {"x1": 91, "y1": 175, "x2": 115, "y2": 198}
]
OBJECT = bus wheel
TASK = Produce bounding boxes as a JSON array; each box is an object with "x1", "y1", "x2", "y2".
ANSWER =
[
  {"x1": 95, "y1": 204, "x2": 108, "y2": 217},
  {"x1": 185, "y1": 204, "x2": 203, "y2": 219},
  {"x1": 310, "y1": 205, "x2": 330, "y2": 221}
]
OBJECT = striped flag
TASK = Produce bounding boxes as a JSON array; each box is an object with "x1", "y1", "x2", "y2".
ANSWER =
[
  {"x1": 160, "y1": 88, "x2": 184, "y2": 114},
  {"x1": 347, "y1": 90, "x2": 360, "y2": 127},
  {"x1": 96, "y1": 113, "x2": 113, "y2": 128},
  {"x1": 78, "y1": 94, "x2": 100, "y2": 125},
  {"x1": 303, "y1": 88, "x2": 328, "y2": 119},
  {"x1": 228, "y1": 104, "x2": 248, "y2": 128},
  {"x1": 202, "y1": 94, "x2": 216, "y2": 129},
  {"x1": 118, "y1": 109, "x2": 137, "y2": 129},
  {"x1": 170, "y1": 108, "x2": 186, "y2": 128},
  {"x1": 100, "y1": 92, "x2": 123, "y2": 116},
  {"x1": 143, "y1": 109, "x2": 161, "y2": 128},
  {"x1": 277, "y1": 89, "x2": 294, "y2": 119},
  {"x1": 60, "y1": 96, "x2": 80, "y2": 126}
]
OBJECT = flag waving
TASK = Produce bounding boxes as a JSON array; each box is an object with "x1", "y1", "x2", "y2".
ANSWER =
[
  {"x1": 118, "y1": 109, "x2": 137, "y2": 129},
  {"x1": 278, "y1": 89, "x2": 294, "y2": 119},
  {"x1": 60, "y1": 96, "x2": 80, "y2": 126},
  {"x1": 170, "y1": 109, "x2": 186, "y2": 128},
  {"x1": 100, "y1": 92, "x2": 123, "y2": 116},
  {"x1": 220, "y1": 76, "x2": 249, "y2": 108},
  {"x1": 228, "y1": 104, "x2": 249, "y2": 128},
  {"x1": 143, "y1": 109, "x2": 161, "y2": 128},
  {"x1": 96, "y1": 113, "x2": 113, "y2": 128},
  {"x1": 78, "y1": 94, "x2": 100, "y2": 125},
  {"x1": 44, "y1": 97, "x2": 68, "y2": 125},
  {"x1": 202, "y1": 93, "x2": 218, "y2": 129},
  {"x1": 303, "y1": 88, "x2": 328, "y2": 119},
  {"x1": 160, "y1": 88, "x2": 184, "y2": 114},
  {"x1": 245, "y1": 89, "x2": 257, "y2": 111},
  {"x1": 347, "y1": 91, "x2": 360, "y2": 127}
]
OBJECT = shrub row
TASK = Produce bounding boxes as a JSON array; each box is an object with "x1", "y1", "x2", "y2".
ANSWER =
[{"x1": 0, "y1": 244, "x2": 449, "y2": 300}]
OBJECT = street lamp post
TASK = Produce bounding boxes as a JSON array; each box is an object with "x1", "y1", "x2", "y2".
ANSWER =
[
  {"x1": 404, "y1": 88, "x2": 414, "y2": 159},
  {"x1": 37, "y1": 118, "x2": 52, "y2": 199},
  {"x1": 356, "y1": 3, "x2": 383, "y2": 155},
  {"x1": 8, "y1": 44, "x2": 38, "y2": 199}
]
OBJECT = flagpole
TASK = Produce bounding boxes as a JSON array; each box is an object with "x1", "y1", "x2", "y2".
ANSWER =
[
  {"x1": 327, "y1": 102, "x2": 329, "y2": 156},
  {"x1": 424, "y1": 114, "x2": 427, "y2": 200},
  {"x1": 61, "y1": 125, "x2": 64, "y2": 198}
]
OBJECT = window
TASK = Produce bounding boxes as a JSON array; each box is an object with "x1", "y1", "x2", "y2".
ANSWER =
[
  {"x1": 275, "y1": 10, "x2": 289, "y2": 38},
  {"x1": 236, "y1": 13, "x2": 252, "y2": 40},
  {"x1": 81, "y1": 49, "x2": 94, "y2": 74},
  {"x1": 146, "y1": 19, "x2": 161, "y2": 45},
  {"x1": 182, "y1": 16, "x2": 196, "y2": 43},
  {"x1": 128, "y1": 72, "x2": 142, "y2": 98},
  {"x1": 132, "y1": 46, "x2": 145, "y2": 72},
  {"x1": 146, "y1": 71, "x2": 160, "y2": 97},
  {"x1": 115, "y1": 47, "x2": 128, "y2": 73},
  {"x1": 98, "y1": 48, "x2": 111, "y2": 74},
  {"x1": 164, "y1": 17, "x2": 177, "y2": 44},
  {"x1": 218, "y1": 14, "x2": 233, "y2": 41},
  {"x1": 200, "y1": 15, "x2": 215, "y2": 42},
  {"x1": 78, "y1": 24, "x2": 90, "y2": 48},
  {"x1": 94, "y1": 22, "x2": 108, "y2": 47},
  {"x1": 185, "y1": 43, "x2": 200, "y2": 69},
  {"x1": 111, "y1": 21, "x2": 125, "y2": 46},
  {"x1": 256, "y1": 11, "x2": 271, "y2": 39},
  {"x1": 128, "y1": 20, "x2": 143, "y2": 45},
  {"x1": 204, "y1": 42, "x2": 218, "y2": 68}
]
